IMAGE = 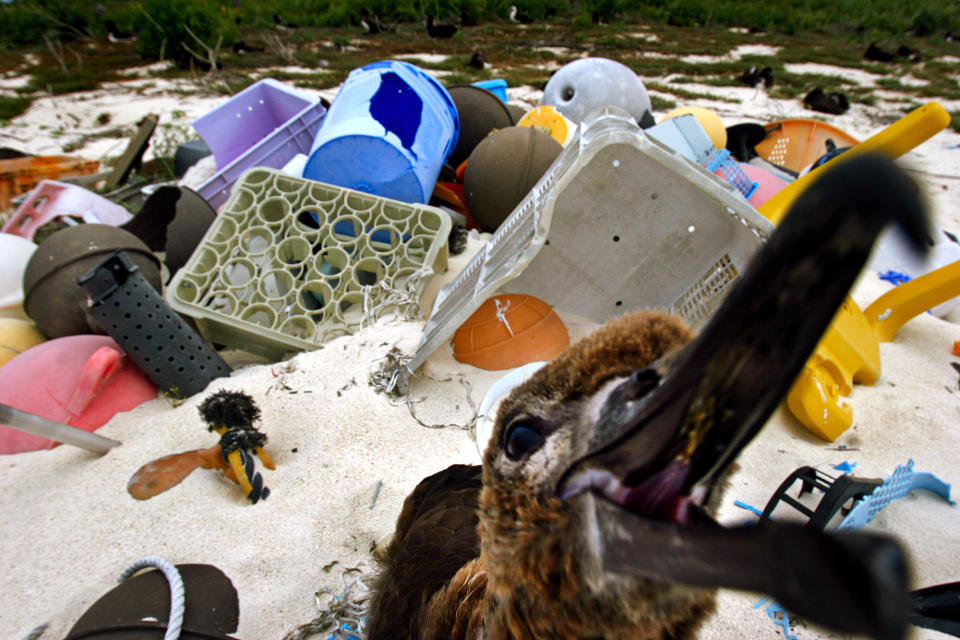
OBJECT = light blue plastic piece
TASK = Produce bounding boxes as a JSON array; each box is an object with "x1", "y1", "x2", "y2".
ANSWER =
[
  {"x1": 763, "y1": 600, "x2": 798, "y2": 640},
  {"x1": 706, "y1": 149, "x2": 758, "y2": 200},
  {"x1": 734, "y1": 499, "x2": 763, "y2": 516},
  {"x1": 833, "y1": 460, "x2": 857, "y2": 473},
  {"x1": 838, "y1": 459, "x2": 954, "y2": 531},
  {"x1": 473, "y1": 78, "x2": 508, "y2": 102},
  {"x1": 304, "y1": 60, "x2": 459, "y2": 204},
  {"x1": 644, "y1": 114, "x2": 715, "y2": 165}
]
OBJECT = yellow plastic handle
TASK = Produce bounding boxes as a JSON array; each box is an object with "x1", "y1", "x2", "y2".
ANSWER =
[
  {"x1": 864, "y1": 259, "x2": 960, "y2": 342},
  {"x1": 758, "y1": 102, "x2": 951, "y2": 226}
]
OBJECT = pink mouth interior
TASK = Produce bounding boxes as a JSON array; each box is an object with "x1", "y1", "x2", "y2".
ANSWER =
[{"x1": 562, "y1": 458, "x2": 695, "y2": 523}]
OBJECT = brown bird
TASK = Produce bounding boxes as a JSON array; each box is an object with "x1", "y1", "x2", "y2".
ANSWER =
[{"x1": 368, "y1": 155, "x2": 928, "y2": 640}]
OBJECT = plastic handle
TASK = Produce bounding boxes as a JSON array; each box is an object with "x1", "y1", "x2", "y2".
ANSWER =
[
  {"x1": 65, "y1": 346, "x2": 124, "y2": 419},
  {"x1": 759, "y1": 102, "x2": 951, "y2": 226},
  {"x1": 863, "y1": 259, "x2": 960, "y2": 342},
  {"x1": 0, "y1": 402, "x2": 120, "y2": 454}
]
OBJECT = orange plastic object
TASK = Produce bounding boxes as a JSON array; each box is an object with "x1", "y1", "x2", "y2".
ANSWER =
[
  {"x1": 453, "y1": 294, "x2": 570, "y2": 370},
  {"x1": 128, "y1": 444, "x2": 226, "y2": 500},
  {"x1": 759, "y1": 103, "x2": 950, "y2": 226},
  {"x1": 0, "y1": 335, "x2": 156, "y2": 454},
  {"x1": 433, "y1": 181, "x2": 469, "y2": 212},
  {"x1": 755, "y1": 119, "x2": 860, "y2": 174},
  {"x1": 0, "y1": 155, "x2": 100, "y2": 211}
]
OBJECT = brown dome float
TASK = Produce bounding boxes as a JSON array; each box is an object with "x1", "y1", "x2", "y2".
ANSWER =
[
  {"x1": 447, "y1": 85, "x2": 515, "y2": 168},
  {"x1": 463, "y1": 126, "x2": 562, "y2": 232},
  {"x1": 505, "y1": 103, "x2": 529, "y2": 124},
  {"x1": 23, "y1": 224, "x2": 162, "y2": 339},
  {"x1": 121, "y1": 185, "x2": 216, "y2": 279}
]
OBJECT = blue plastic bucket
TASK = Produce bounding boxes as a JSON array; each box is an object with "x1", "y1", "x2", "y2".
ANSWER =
[
  {"x1": 303, "y1": 61, "x2": 459, "y2": 204},
  {"x1": 472, "y1": 79, "x2": 508, "y2": 103}
]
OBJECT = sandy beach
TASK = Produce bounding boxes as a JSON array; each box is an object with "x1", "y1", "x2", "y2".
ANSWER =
[{"x1": 1, "y1": 50, "x2": 960, "y2": 640}]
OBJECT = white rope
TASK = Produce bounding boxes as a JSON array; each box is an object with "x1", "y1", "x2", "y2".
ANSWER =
[
  {"x1": 494, "y1": 298, "x2": 514, "y2": 335},
  {"x1": 118, "y1": 556, "x2": 185, "y2": 640}
]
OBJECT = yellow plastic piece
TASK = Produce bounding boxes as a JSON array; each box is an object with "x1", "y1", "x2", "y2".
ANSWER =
[
  {"x1": 256, "y1": 446, "x2": 276, "y2": 470},
  {"x1": 226, "y1": 448, "x2": 254, "y2": 497},
  {"x1": 864, "y1": 259, "x2": 960, "y2": 342},
  {"x1": 0, "y1": 318, "x2": 45, "y2": 369},
  {"x1": 517, "y1": 105, "x2": 576, "y2": 146},
  {"x1": 770, "y1": 103, "x2": 952, "y2": 441},
  {"x1": 786, "y1": 298, "x2": 880, "y2": 440},
  {"x1": 759, "y1": 102, "x2": 951, "y2": 226},
  {"x1": 663, "y1": 106, "x2": 727, "y2": 150}
]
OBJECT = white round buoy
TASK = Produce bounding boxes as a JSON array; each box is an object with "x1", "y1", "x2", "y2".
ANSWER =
[{"x1": 542, "y1": 57, "x2": 652, "y2": 125}]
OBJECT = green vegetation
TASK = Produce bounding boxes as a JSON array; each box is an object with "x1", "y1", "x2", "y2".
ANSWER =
[
  {"x1": 1, "y1": 0, "x2": 958, "y2": 46},
  {"x1": 0, "y1": 0, "x2": 956, "y2": 115},
  {"x1": 135, "y1": 0, "x2": 238, "y2": 69},
  {"x1": 0, "y1": 95, "x2": 32, "y2": 120}
]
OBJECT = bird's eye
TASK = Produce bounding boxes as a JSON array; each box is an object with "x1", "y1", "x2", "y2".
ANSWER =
[{"x1": 504, "y1": 421, "x2": 544, "y2": 460}]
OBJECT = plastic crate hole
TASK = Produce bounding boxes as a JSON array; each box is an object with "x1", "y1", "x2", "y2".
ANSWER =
[
  {"x1": 300, "y1": 281, "x2": 332, "y2": 311},
  {"x1": 296, "y1": 210, "x2": 322, "y2": 231},
  {"x1": 276, "y1": 236, "x2": 310, "y2": 265},
  {"x1": 260, "y1": 269, "x2": 293, "y2": 298},
  {"x1": 241, "y1": 226, "x2": 274, "y2": 254},
  {"x1": 259, "y1": 197, "x2": 290, "y2": 223}
]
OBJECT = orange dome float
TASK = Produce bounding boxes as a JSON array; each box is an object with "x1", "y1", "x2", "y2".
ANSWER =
[{"x1": 453, "y1": 294, "x2": 570, "y2": 370}]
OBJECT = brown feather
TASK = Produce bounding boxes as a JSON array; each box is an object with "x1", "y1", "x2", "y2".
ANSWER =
[{"x1": 367, "y1": 464, "x2": 483, "y2": 639}]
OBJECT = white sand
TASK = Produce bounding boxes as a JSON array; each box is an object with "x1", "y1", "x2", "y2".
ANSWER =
[{"x1": 1, "y1": 55, "x2": 960, "y2": 640}]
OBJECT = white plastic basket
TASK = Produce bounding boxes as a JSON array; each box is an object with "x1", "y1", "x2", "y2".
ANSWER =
[{"x1": 407, "y1": 107, "x2": 775, "y2": 373}]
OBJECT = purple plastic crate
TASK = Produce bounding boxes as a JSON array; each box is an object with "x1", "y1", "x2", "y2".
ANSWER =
[
  {"x1": 194, "y1": 79, "x2": 316, "y2": 168},
  {"x1": 193, "y1": 79, "x2": 327, "y2": 210}
]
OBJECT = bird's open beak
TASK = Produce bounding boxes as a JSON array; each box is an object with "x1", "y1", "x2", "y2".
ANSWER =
[{"x1": 557, "y1": 154, "x2": 928, "y2": 640}]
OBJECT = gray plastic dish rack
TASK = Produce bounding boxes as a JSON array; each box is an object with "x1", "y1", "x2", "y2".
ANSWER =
[
  {"x1": 406, "y1": 106, "x2": 775, "y2": 374},
  {"x1": 166, "y1": 168, "x2": 451, "y2": 361}
]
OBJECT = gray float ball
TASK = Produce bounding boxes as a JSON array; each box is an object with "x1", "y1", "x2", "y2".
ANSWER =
[{"x1": 542, "y1": 57, "x2": 652, "y2": 125}]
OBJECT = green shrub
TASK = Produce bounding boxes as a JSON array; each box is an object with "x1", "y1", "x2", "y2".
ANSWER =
[
  {"x1": 135, "y1": 0, "x2": 236, "y2": 69},
  {"x1": 23, "y1": 68, "x2": 103, "y2": 95},
  {"x1": 0, "y1": 1, "x2": 91, "y2": 47},
  {"x1": 0, "y1": 95, "x2": 33, "y2": 120},
  {"x1": 912, "y1": 9, "x2": 939, "y2": 36}
]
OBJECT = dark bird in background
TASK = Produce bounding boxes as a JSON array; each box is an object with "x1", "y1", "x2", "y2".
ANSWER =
[
  {"x1": 896, "y1": 45, "x2": 923, "y2": 62},
  {"x1": 105, "y1": 19, "x2": 136, "y2": 43},
  {"x1": 273, "y1": 13, "x2": 299, "y2": 30},
  {"x1": 426, "y1": 15, "x2": 458, "y2": 39},
  {"x1": 467, "y1": 52, "x2": 488, "y2": 70},
  {"x1": 804, "y1": 87, "x2": 850, "y2": 115},
  {"x1": 360, "y1": 9, "x2": 390, "y2": 34},
  {"x1": 366, "y1": 154, "x2": 928, "y2": 640},
  {"x1": 737, "y1": 65, "x2": 774, "y2": 88},
  {"x1": 592, "y1": 10, "x2": 610, "y2": 25},
  {"x1": 865, "y1": 42, "x2": 897, "y2": 62},
  {"x1": 509, "y1": 5, "x2": 534, "y2": 24},
  {"x1": 231, "y1": 40, "x2": 265, "y2": 55}
]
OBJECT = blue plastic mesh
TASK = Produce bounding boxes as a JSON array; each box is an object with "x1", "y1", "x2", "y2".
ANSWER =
[
  {"x1": 706, "y1": 149, "x2": 759, "y2": 200},
  {"x1": 838, "y1": 459, "x2": 954, "y2": 530}
]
